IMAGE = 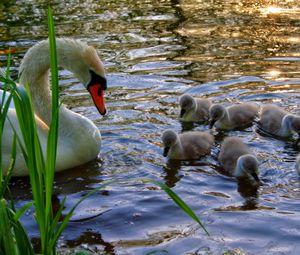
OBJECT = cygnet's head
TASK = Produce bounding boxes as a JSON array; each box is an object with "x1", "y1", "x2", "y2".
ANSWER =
[
  {"x1": 162, "y1": 130, "x2": 179, "y2": 157},
  {"x1": 179, "y1": 94, "x2": 196, "y2": 118},
  {"x1": 235, "y1": 154, "x2": 260, "y2": 182},
  {"x1": 209, "y1": 104, "x2": 225, "y2": 128},
  {"x1": 291, "y1": 115, "x2": 300, "y2": 134}
]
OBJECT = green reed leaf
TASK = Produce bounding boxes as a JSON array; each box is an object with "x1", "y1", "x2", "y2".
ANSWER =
[{"x1": 150, "y1": 180, "x2": 209, "y2": 236}]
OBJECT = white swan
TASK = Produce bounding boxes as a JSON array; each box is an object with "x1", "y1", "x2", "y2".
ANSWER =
[{"x1": 1, "y1": 38, "x2": 107, "y2": 176}]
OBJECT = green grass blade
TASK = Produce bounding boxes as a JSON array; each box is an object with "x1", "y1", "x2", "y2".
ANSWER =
[
  {"x1": 50, "y1": 196, "x2": 67, "y2": 232},
  {"x1": 0, "y1": 199, "x2": 18, "y2": 255},
  {"x1": 9, "y1": 204, "x2": 35, "y2": 255},
  {"x1": 10, "y1": 84, "x2": 47, "y2": 241},
  {"x1": 0, "y1": 134, "x2": 16, "y2": 197},
  {"x1": 45, "y1": 5, "x2": 59, "y2": 214},
  {"x1": 11, "y1": 220, "x2": 35, "y2": 255},
  {"x1": 0, "y1": 54, "x2": 13, "y2": 190},
  {"x1": 150, "y1": 180, "x2": 209, "y2": 236},
  {"x1": 1, "y1": 50, "x2": 11, "y2": 105},
  {"x1": 42, "y1": 7, "x2": 60, "y2": 254},
  {"x1": 7, "y1": 117, "x2": 28, "y2": 163},
  {"x1": 5, "y1": 134, "x2": 17, "y2": 177},
  {"x1": 13, "y1": 202, "x2": 33, "y2": 221}
]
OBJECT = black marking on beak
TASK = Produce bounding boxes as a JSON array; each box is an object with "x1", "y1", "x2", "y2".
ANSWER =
[
  {"x1": 88, "y1": 70, "x2": 107, "y2": 91},
  {"x1": 180, "y1": 109, "x2": 186, "y2": 118},
  {"x1": 163, "y1": 147, "x2": 170, "y2": 157}
]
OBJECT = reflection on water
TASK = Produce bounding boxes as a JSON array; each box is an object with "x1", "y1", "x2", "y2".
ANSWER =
[{"x1": 1, "y1": 0, "x2": 300, "y2": 254}]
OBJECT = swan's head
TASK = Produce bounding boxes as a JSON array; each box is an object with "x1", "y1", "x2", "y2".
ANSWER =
[
  {"x1": 235, "y1": 154, "x2": 260, "y2": 182},
  {"x1": 19, "y1": 38, "x2": 108, "y2": 116},
  {"x1": 162, "y1": 129, "x2": 179, "y2": 157},
  {"x1": 179, "y1": 94, "x2": 196, "y2": 118},
  {"x1": 209, "y1": 104, "x2": 225, "y2": 128},
  {"x1": 79, "y1": 44, "x2": 107, "y2": 116}
]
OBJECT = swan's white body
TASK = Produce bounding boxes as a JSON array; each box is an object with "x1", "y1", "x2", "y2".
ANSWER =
[{"x1": 1, "y1": 38, "x2": 106, "y2": 176}]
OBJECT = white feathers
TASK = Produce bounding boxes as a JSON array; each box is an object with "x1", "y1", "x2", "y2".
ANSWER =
[{"x1": 1, "y1": 38, "x2": 103, "y2": 176}]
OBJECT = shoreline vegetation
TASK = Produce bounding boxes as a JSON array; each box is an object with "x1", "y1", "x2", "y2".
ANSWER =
[{"x1": 0, "y1": 6, "x2": 207, "y2": 255}]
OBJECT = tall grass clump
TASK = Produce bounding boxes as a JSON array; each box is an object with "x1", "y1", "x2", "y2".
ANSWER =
[
  {"x1": 0, "y1": 52, "x2": 35, "y2": 255},
  {"x1": 0, "y1": 6, "x2": 208, "y2": 255}
]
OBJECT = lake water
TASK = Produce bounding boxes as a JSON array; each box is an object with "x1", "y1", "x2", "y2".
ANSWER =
[{"x1": 1, "y1": 0, "x2": 300, "y2": 254}]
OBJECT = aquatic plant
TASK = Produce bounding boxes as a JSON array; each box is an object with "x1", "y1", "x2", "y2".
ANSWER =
[{"x1": 0, "y1": 51, "x2": 35, "y2": 255}]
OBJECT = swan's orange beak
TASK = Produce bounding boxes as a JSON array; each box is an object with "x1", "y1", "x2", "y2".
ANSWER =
[
  {"x1": 88, "y1": 84, "x2": 106, "y2": 115},
  {"x1": 87, "y1": 70, "x2": 107, "y2": 116}
]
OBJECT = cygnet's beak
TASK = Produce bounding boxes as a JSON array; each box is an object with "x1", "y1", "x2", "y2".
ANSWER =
[
  {"x1": 180, "y1": 109, "x2": 186, "y2": 118},
  {"x1": 251, "y1": 172, "x2": 260, "y2": 182},
  {"x1": 87, "y1": 70, "x2": 107, "y2": 116},
  {"x1": 209, "y1": 119, "x2": 216, "y2": 129},
  {"x1": 163, "y1": 147, "x2": 170, "y2": 157}
]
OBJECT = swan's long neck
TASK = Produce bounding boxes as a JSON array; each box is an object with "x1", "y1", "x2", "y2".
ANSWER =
[
  {"x1": 21, "y1": 69, "x2": 53, "y2": 124},
  {"x1": 19, "y1": 39, "x2": 88, "y2": 125}
]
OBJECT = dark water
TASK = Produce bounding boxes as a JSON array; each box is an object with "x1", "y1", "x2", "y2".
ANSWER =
[{"x1": 1, "y1": 0, "x2": 300, "y2": 254}]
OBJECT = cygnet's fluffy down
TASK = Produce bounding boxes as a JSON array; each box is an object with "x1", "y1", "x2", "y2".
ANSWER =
[
  {"x1": 179, "y1": 94, "x2": 212, "y2": 122},
  {"x1": 218, "y1": 137, "x2": 259, "y2": 182},
  {"x1": 259, "y1": 104, "x2": 300, "y2": 137},
  {"x1": 296, "y1": 155, "x2": 300, "y2": 175},
  {"x1": 209, "y1": 102, "x2": 259, "y2": 130},
  {"x1": 162, "y1": 129, "x2": 214, "y2": 160}
]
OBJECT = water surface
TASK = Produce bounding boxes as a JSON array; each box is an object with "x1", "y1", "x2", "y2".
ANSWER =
[{"x1": 1, "y1": 0, "x2": 300, "y2": 254}]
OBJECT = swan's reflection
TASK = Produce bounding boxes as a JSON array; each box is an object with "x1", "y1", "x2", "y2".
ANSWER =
[{"x1": 8, "y1": 158, "x2": 105, "y2": 201}]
